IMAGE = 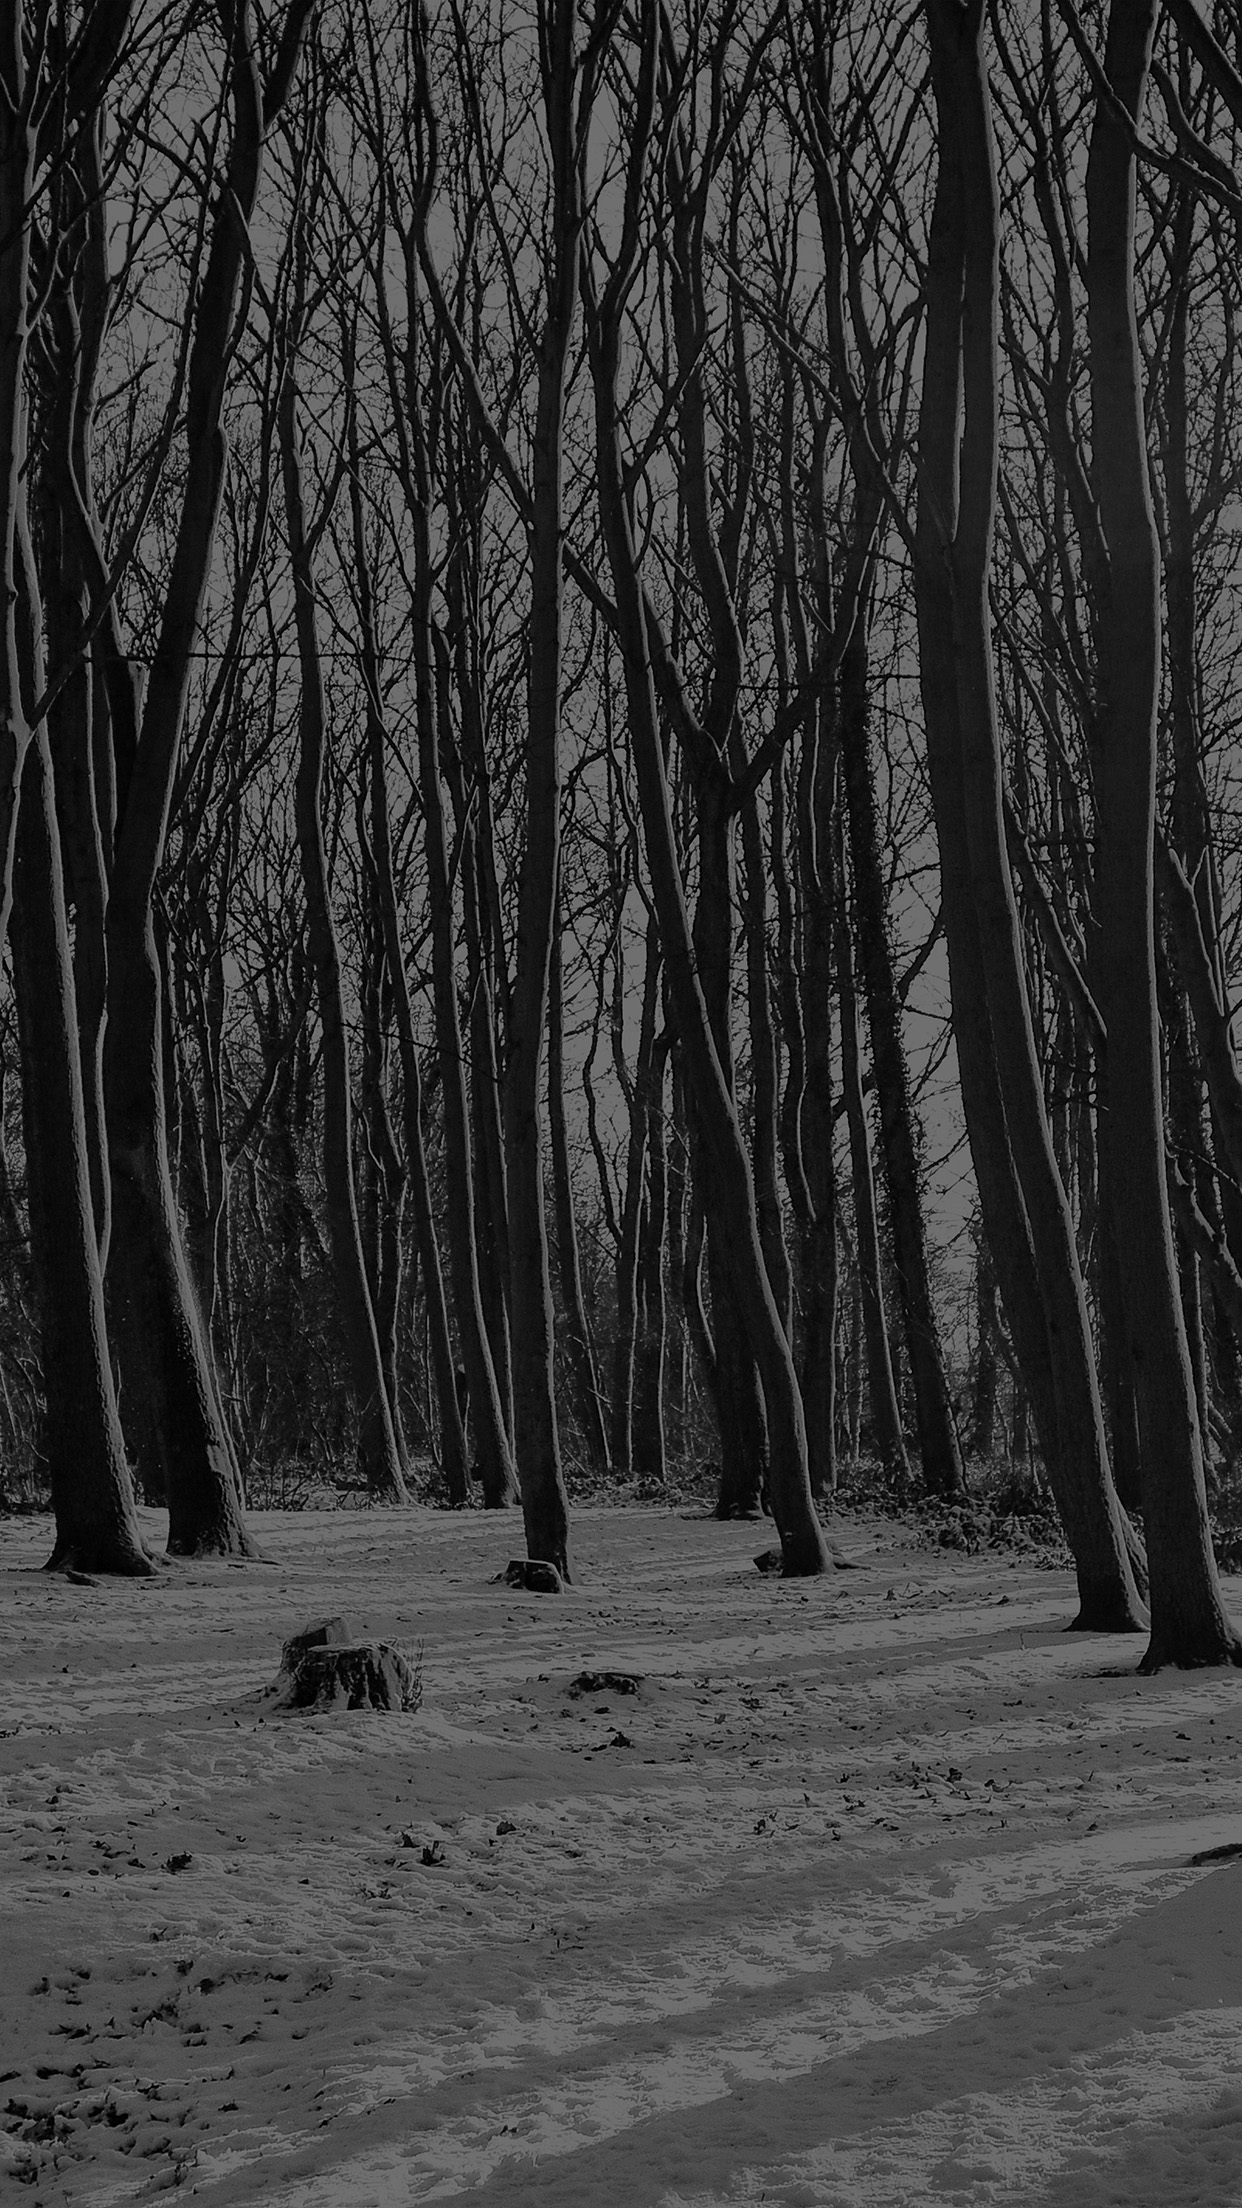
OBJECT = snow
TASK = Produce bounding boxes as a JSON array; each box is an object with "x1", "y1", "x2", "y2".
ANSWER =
[{"x1": 2, "y1": 1501, "x2": 1241, "y2": 2206}]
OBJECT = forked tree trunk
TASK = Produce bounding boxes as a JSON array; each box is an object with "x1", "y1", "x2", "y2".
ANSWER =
[
  {"x1": 797, "y1": 3, "x2": 962, "y2": 1501},
  {"x1": 4, "y1": 140, "x2": 147, "y2": 1570},
  {"x1": 14, "y1": 724, "x2": 152, "y2": 1577},
  {"x1": 1084, "y1": 0, "x2": 1240, "y2": 1668},
  {"x1": 583, "y1": 120, "x2": 828, "y2": 1571},
  {"x1": 103, "y1": 0, "x2": 312, "y2": 1557}
]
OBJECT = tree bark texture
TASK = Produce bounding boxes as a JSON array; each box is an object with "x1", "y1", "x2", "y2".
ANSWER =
[
  {"x1": 796, "y1": 706, "x2": 839, "y2": 1501},
  {"x1": 423, "y1": 638, "x2": 518, "y2": 1511},
  {"x1": 500, "y1": 0, "x2": 586, "y2": 1577},
  {"x1": 104, "y1": 0, "x2": 311, "y2": 1556},
  {"x1": 1084, "y1": 0, "x2": 1240, "y2": 1667},
  {"x1": 838, "y1": 580, "x2": 964, "y2": 1499},
  {"x1": 582, "y1": 68, "x2": 829, "y2": 1572},
  {"x1": 349, "y1": 449, "x2": 470, "y2": 1505},
  {"x1": 548, "y1": 919, "x2": 611, "y2": 1476},
  {"x1": 834, "y1": 819, "x2": 910, "y2": 1488},
  {"x1": 916, "y1": 0, "x2": 1144, "y2": 1631},
  {"x1": 281, "y1": 374, "x2": 407, "y2": 1505}
]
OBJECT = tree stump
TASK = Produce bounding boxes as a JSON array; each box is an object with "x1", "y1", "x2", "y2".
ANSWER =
[
  {"x1": 501, "y1": 1558, "x2": 564, "y2": 1594},
  {"x1": 267, "y1": 1617, "x2": 422, "y2": 1712}
]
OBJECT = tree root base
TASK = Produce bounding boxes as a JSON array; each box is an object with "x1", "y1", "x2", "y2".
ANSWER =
[{"x1": 45, "y1": 1542, "x2": 157, "y2": 1581}]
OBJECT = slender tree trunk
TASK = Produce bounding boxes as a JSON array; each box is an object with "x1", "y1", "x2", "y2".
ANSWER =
[
  {"x1": 40, "y1": 386, "x2": 112, "y2": 1259},
  {"x1": 349, "y1": 456, "x2": 469, "y2": 1506},
  {"x1": 915, "y1": 0, "x2": 1143, "y2": 1630},
  {"x1": 838, "y1": 575, "x2": 964, "y2": 1498},
  {"x1": 693, "y1": 777, "x2": 768, "y2": 1520},
  {"x1": 633, "y1": 1035, "x2": 670, "y2": 1484},
  {"x1": 437, "y1": 624, "x2": 516, "y2": 1445},
  {"x1": 1, "y1": 7, "x2": 143, "y2": 1592},
  {"x1": 4, "y1": 126, "x2": 148, "y2": 1571},
  {"x1": 968, "y1": 1233, "x2": 999, "y2": 1461},
  {"x1": 548, "y1": 919, "x2": 611, "y2": 1475},
  {"x1": 835, "y1": 820, "x2": 909, "y2": 1487},
  {"x1": 103, "y1": 0, "x2": 311, "y2": 1557},
  {"x1": 797, "y1": 708, "x2": 839, "y2": 1501},
  {"x1": 797, "y1": 0, "x2": 962, "y2": 1498},
  {"x1": 423, "y1": 632, "x2": 518, "y2": 1510},
  {"x1": 466, "y1": 905, "x2": 515, "y2": 1445},
  {"x1": 15, "y1": 724, "x2": 152, "y2": 1576},
  {"x1": 496, "y1": 0, "x2": 590, "y2": 1575},
  {"x1": 740, "y1": 787, "x2": 792, "y2": 1335},
  {"x1": 612, "y1": 921, "x2": 660, "y2": 1483},
  {"x1": 584, "y1": 182, "x2": 828, "y2": 1572},
  {"x1": 281, "y1": 372, "x2": 406, "y2": 1505},
  {"x1": 663, "y1": 1038, "x2": 691, "y2": 1456},
  {"x1": 357, "y1": 914, "x2": 413, "y2": 1484},
  {"x1": 0, "y1": 9, "x2": 32, "y2": 951},
  {"x1": 1085, "y1": 0, "x2": 1240, "y2": 1667}
]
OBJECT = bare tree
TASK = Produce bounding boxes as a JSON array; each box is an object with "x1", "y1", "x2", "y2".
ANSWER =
[
  {"x1": 1083, "y1": 0, "x2": 1240, "y2": 1667},
  {"x1": 914, "y1": 0, "x2": 1144, "y2": 1630}
]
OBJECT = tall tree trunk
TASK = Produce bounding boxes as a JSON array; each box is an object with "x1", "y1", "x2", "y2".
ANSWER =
[
  {"x1": 0, "y1": 5, "x2": 32, "y2": 950},
  {"x1": 967, "y1": 1231, "x2": 999, "y2": 1461},
  {"x1": 437, "y1": 604, "x2": 516, "y2": 1447},
  {"x1": 612, "y1": 920, "x2": 660, "y2": 1483},
  {"x1": 281, "y1": 371, "x2": 407, "y2": 1505},
  {"x1": 497, "y1": 0, "x2": 589, "y2": 1576},
  {"x1": 1084, "y1": 0, "x2": 1240, "y2": 1667},
  {"x1": 103, "y1": 0, "x2": 311, "y2": 1557},
  {"x1": 39, "y1": 351, "x2": 112, "y2": 1258},
  {"x1": 583, "y1": 106, "x2": 828, "y2": 1571},
  {"x1": 349, "y1": 449, "x2": 469, "y2": 1505},
  {"x1": 633, "y1": 1034, "x2": 670, "y2": 1484},
  {"x1": 915, "y1": 0, "x2": 1143, "y2": 1630},
  {"x1": 740, "y1": 788, "x2": 792, "y2": 1335},
  {"x1": 423, "y1": 638, "x2": 517, "y2": 1510},
  {"x1": 797, "y1": 708, "x2": 839, "y2": 1501},
  {"x1": 797, "y1": 0, "x2": 962, "y2": 1498},
  {"x1": 3, "y1": 88, "x2": 149, "y2": 1575},
  {"x1": 693, "y1": 777, "x2": 768, "y2": 1520},
  {"x1": 357, "y1": 892, "x2": 413, "y2": 1484},
  {"x1": 835, "y1": 821, "x2": 909, "y2": 1487},
  {"x1": 838, "y1": 577, "x2": 964, "y2": 1498},
  {"x1": 15, "y1": 726, "x2": 152, "y2": 1576},
  {"x1": 548, "y1": 918, "x2": 611, "y2": 1475}
]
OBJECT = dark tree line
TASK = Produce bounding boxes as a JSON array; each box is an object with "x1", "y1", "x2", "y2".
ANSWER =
[{"x1": 2, "y1": 0, "x2": 1242, "y2": 1670}]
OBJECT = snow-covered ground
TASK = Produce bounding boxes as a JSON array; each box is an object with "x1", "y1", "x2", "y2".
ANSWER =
[{"x1": 2, "y1": 1501, "x2": 1241, "y2": 2207}]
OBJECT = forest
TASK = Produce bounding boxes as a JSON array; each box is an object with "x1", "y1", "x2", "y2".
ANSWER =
[{"x1": 4, "y1": 0, "x2": 1242, "y2": 1682}]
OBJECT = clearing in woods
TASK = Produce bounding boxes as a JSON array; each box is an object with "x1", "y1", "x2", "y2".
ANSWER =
[{"x1": 2, "y1": 1502, "x2": 1241, "y2": 2206}]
